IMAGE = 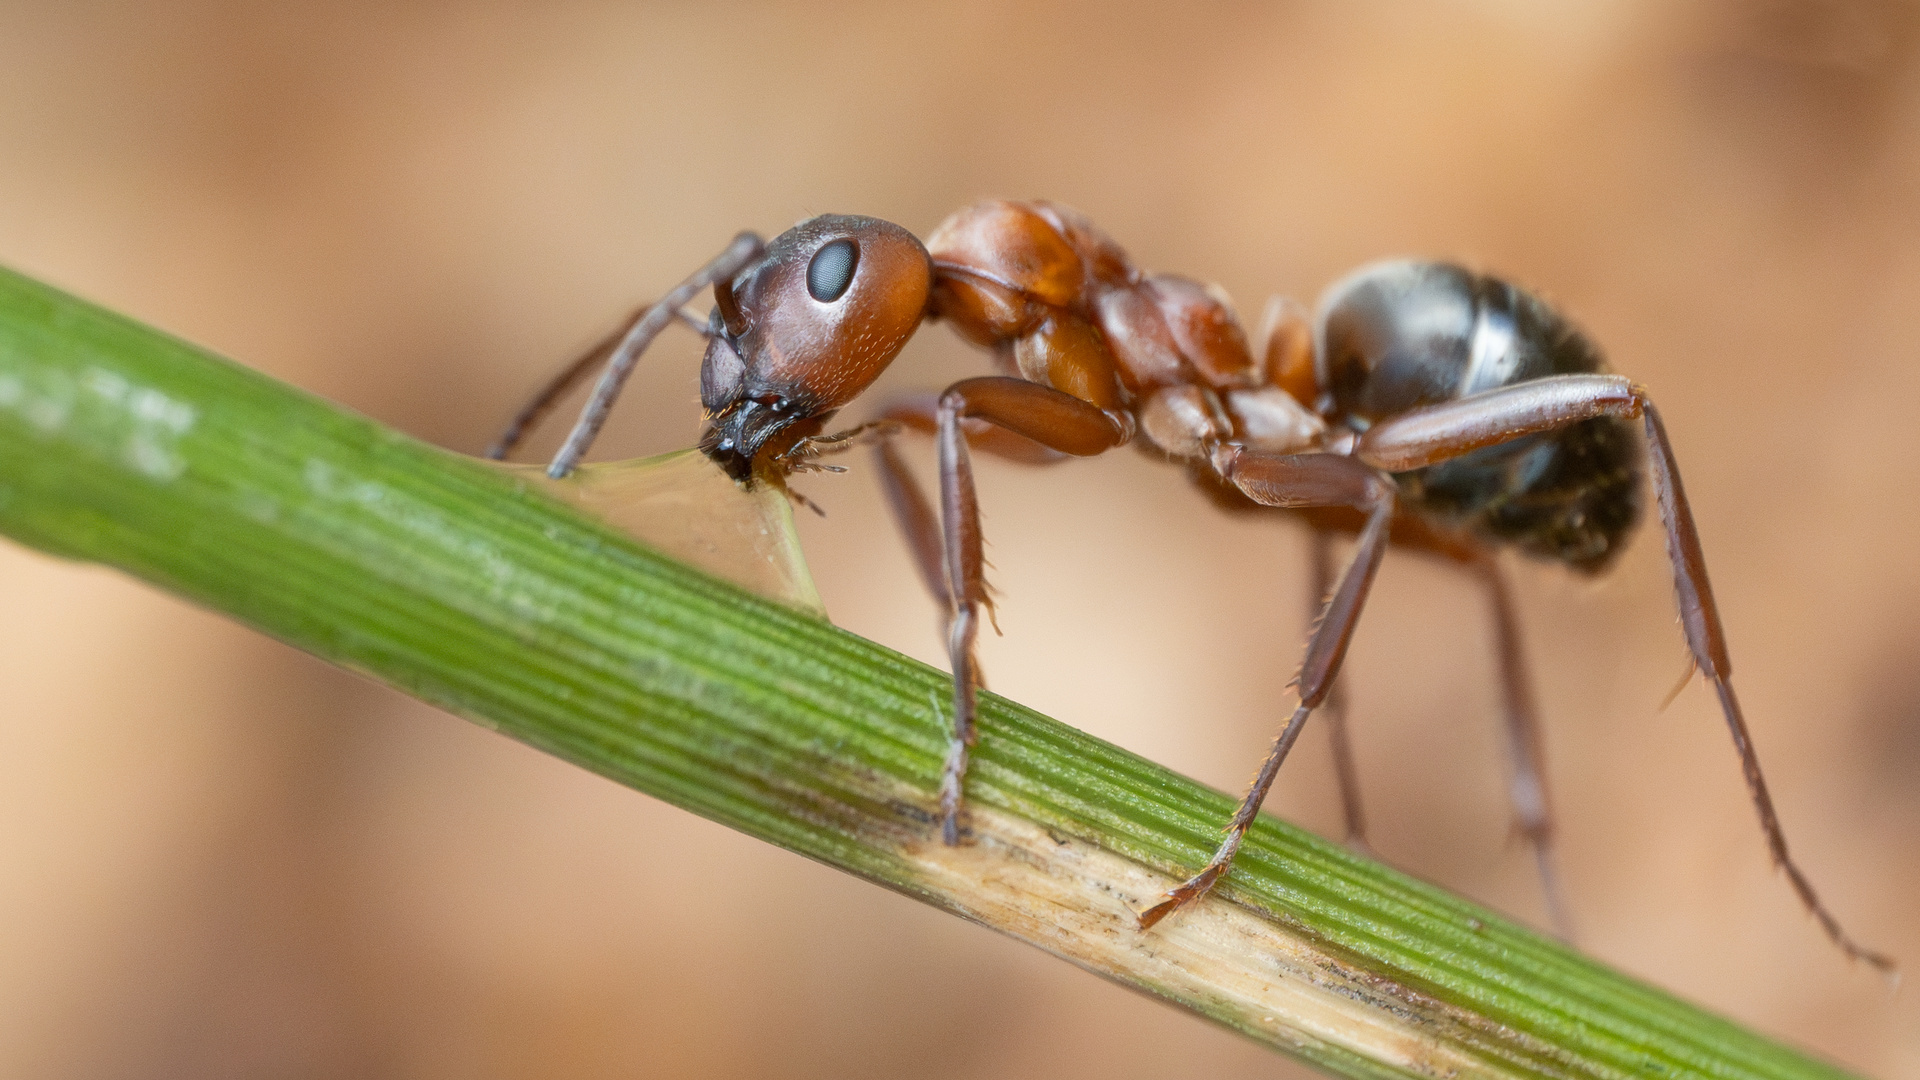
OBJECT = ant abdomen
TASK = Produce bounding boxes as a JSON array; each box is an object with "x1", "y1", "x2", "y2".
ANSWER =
[{"x1": 1321, "y1": 261, "x2": 1644, "y2": 570}]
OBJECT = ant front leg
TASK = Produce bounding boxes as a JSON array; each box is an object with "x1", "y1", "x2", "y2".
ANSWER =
[
  {"x1": 905, "y1": 377, "x2": 1130, "y2": 845},
  {"x1": 1356, "y1": 374, "x2": 1892, "y2": 969},
  {"x1": 869, "y1": 392, "x2": 1073, "y2": 623},
  {"x1": 871, "y1": 434, "x2": 950, "y2": 617},
  {"x1": 1140, "y1": 451, "x2": 1396, "y2": 929}
]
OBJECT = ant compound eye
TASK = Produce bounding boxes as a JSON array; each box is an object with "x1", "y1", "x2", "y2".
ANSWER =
[{"x1": 806, "y1": 238, "x2": 859, "y2": 303}]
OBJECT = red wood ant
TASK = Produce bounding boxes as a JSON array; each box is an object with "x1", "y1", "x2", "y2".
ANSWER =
[{"x1": 488, "y1": 200, "x2": 1889, "y2": 969}]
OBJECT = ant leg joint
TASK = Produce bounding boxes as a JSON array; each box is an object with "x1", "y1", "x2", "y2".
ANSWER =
[{"x1": 1207, "y1": 441, "x2": 1242, "y2": 480}]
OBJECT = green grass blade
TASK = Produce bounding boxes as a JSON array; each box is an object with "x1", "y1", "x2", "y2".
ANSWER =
[{"x1": 0, "y1": 264, "x2": 1860, "y2": 1080}]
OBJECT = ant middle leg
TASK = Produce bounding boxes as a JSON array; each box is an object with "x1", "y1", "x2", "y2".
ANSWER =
[
  {"x1": 1140, "y1": 450, "x2": 1396, "y2": 929},
  {"x1": 1309, "y1": 528, "x2": 1373, "y2": 856}
]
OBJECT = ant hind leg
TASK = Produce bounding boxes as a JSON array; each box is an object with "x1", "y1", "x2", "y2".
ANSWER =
[
  {"x1": 1475, "y1": 555, "x2": 1574, "y2": 942},
  {"x1": 1639, "y1": 403, "x2": 1893, "y2": 972},
  {"x1": 1356, "y1": 376, "x2": 1891, "y2": 968}
]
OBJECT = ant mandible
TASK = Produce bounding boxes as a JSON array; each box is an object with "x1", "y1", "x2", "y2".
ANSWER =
[{"x1": 487, "y1": 199, "x2": 1889, "y2": 969}]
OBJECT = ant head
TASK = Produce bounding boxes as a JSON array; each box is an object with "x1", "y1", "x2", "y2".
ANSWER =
[{"x1": 699, "y1": 215, "x2": 932, "y2": 482}]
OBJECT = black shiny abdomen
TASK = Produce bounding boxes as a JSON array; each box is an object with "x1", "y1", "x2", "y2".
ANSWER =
[{"x1": 1319, "y1": 261, "x2": 1643, "y2": 571}]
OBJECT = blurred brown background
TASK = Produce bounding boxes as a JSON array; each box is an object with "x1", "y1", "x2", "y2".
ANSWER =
[{"x1": 2, "y1": 1, "x2": 1918, "y2": 1077}]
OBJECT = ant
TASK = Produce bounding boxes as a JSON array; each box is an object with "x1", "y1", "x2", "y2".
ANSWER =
[{"x1": 487, "y1": 199, "x2": 1889, "y2": 969}]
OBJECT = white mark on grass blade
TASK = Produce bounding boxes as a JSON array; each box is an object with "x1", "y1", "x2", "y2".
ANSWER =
[
  {"x1": 0, "y1": 366, "x2": 196, "y2": 478},
  {"x1": 0, "y1": 368, "x2": 73, "y2": 432},
  {"x1": 85, "y1": 368, "x2": 197, "y2": 480},
  {"x1": 303, "y1": 456, "x2": 524, "y2": 606},
  {"x1": 124, "y1": 437, "x2": 186, "y2": 480},
  {"x1": 238, "y1": 489, "x2": 281, "y2": 525},
  {"x1": 84, "y1": 368, "x2": 129, "y2": 404},
  {"x1": 7, "y1": 369, "x2": 74, "y2": 434}
]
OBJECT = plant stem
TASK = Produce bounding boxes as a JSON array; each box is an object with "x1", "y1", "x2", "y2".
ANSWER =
[{"x1": 0, "y1": 264, "x2": 1861, "y2": 1080}]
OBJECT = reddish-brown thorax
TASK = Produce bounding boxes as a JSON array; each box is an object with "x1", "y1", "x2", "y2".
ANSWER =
[{"x1": 923, "y1": 200, "x2": 1327, "y2": 462}]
